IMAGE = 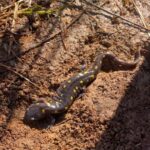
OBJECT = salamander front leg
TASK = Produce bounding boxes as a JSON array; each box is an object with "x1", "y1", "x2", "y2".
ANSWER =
[
  {"x1": 46, "y1": 115, "x2": 56, "y2": 129},
  {"x1": 80, "y1": 64, "x2": 86, "y2": 72},
  {"x1": 78, "y1": 86, "x2": 86, "y2": 99}
]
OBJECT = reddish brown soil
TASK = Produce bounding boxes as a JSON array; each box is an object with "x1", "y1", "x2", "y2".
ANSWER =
[{"x1": 0, "y1": 1, "x2": 150, "y2": 150}]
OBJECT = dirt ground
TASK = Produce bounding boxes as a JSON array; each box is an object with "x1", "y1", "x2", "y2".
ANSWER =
[{"x1": 0, "y1": 0, "x2": 150, "y2": 150}]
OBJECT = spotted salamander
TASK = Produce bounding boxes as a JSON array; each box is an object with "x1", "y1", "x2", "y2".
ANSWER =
[{"x1": 24, "y1": 52, "x2": 141, "y2": 123}]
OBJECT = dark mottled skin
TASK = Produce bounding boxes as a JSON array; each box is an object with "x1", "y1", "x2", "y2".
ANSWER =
[{"x1": 24, "y1": 52, "x2": 141, "y2": 123}]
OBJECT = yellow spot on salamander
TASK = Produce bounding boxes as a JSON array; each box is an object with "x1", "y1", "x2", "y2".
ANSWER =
[
  {"x1": 68, "y1": 80, "x2": 71, "y2": 83},
  {"x1": 80, "y1": 80, "x2": 83, "y2": 84},
  {"x1": 59, "y1": 99, "x2": 62, "y2": 102},
  {"x1": 63, "y1": 85, "x2": 66, "y2": 88},
  {"x1": 84, "y1": 71, "x2": 88, "y2": 74},
  {"x1": 75, "y1": 86, "x2": 78, "y2": 90},
  {"x1": 65, "y1": 106, "x2": 68, "y2": 110},
  {"x1": 90, "y1": 74, "x2": 95, "y2": 79},
  {"x1": 70, "y1": 96, "x2": 73, "y2": 100},
  {"x1": 46, "y1": 102, "x2": 51, "y2": 107},
  {"x1": 36, "y1": 103, "x2": 39, "y2": 105},
  {"x1": 73, "y1": 89, "x2": 76, "y2": 93},
  {"x1": 41, "y1": 109, "x2": 45, "y2": 113}
]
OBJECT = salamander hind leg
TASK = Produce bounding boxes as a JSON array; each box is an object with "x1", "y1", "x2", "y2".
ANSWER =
[{"x1": 45, "y1": 115, "x2": 56, "y2": 129}]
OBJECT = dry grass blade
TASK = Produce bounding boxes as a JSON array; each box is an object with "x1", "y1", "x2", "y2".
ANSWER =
[
  {"x1": 0, "y1": 4, "x2": 14, "y2": 11},
  {"x1": 0, "y1": 12, "x2": 13, "y2": 20},
  {"x1": 132, "y1": 0, "x2": 150, "y2": 37},
  {"x1": 28, "y1": 0, "x2": 32, "y2": 7},
  {"x1": 11, "y1": 2, "x2": 19, "y2": 32}
]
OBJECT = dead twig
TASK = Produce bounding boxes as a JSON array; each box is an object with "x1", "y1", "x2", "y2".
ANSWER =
[
  {"x1": 0, "y1": 4, "x2": 14, "y2": 11},
  {"x1": 0, "y1": 11, "x2": 84, "y2": 63},
  {"x1": 0, "y1": 63, "x2": 51, "y2": 95},
  {"x1": 0, "y1": 63, "x2": 40, "y2": 89},
  {"x1": 132, "y1": 0, "x2": 150, "y2": 37},
  {"x1": 0, "y1": 11, "x2": 13, "y2": 20},
  {"x1": 83, "y1": 0, "x2": 150, "y2": 33},
  {"x1": 11, "y1": 2, "x2": 19, "y2": 33},
  {"x1": 54, "y1": 118, "x2": 71, "y2": 127},
  {"x1": 27, "y1": 0, "x2": 32, "y2": 7},
  {"x1": 63, "y1": 1, "x2": 150, "y2": 33},
  {"x1": 2, "y1": 63, "x2": 53, "y2": 96},
  {"x1": 0, "y1": 63, "x2": 53, "y2": 95},
  {"x1": 59, "y1": 16, "x2": 67, "y2": 51}
]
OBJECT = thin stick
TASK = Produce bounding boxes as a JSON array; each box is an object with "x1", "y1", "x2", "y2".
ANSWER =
[
  {"x1": 59, "y1": 16, "x2": 67, "y2": 51},
  {"x1": 60, "y1": 25, "x2": 67, "y2": 51},
  {"x1": 83, "y1": 0, "x2": 150, "y2": 32},
  {"x1": 0, "y1": 4, "x2": 14, "y2": 11},
  {"x1": 0, "y1": 12, "x2": 13, "y2": 20},
  {"x1": 0, "y1": 11, "x2": 84, "y2": 63},
  {"x1": 0, "y1": 63, "x2": 52, "y2": 96},
  {"x1": 0, "y1": 63, "x2": 41, "y2": 89},
  {"x1": 28, "y1": 0, "x2": 32, "y2": 7},
  {"x1": 132, "y1": 0, "x2": 150, "y2": 37},
  {"x1": 11, "y1": 2, "x2": 19, "y2": 32}
]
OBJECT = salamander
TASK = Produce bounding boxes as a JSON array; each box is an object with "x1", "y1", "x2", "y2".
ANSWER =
[{"x1": 24, "y1": 52, "x2": 141, "y2": 123}]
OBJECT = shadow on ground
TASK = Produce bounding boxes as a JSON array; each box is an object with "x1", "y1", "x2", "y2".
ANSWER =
[
  {"x1": 0, "y1": 13, "x2": 62, "y2": 140},
  {"x1": 0, "y1": 29, "x2": 23, "y2": 140},
  {"x1": 96, "y1": 44, "x2": 150, "y2": 149}
]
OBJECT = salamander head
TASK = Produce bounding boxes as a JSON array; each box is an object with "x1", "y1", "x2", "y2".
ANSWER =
[{"x1": 24, "y1": 102, "x2": 49, "y2": 122}]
